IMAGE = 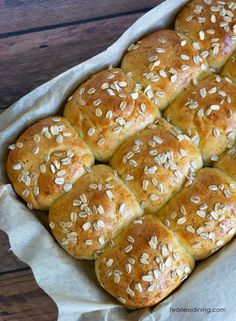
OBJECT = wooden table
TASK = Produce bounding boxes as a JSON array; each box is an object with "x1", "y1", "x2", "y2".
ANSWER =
[{"x1": 0, "y1": 1, "x2": 164, "y2": 320}]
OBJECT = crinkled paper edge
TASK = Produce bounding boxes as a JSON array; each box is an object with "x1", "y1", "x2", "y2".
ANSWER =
[{"x1": 1, "y1": 1, "x2": 236, "y2": 320}]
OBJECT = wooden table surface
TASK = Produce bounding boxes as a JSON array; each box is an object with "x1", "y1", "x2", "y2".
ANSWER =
[{"x1": 0, "y1": 1, "x2": 164, "y2": 320}]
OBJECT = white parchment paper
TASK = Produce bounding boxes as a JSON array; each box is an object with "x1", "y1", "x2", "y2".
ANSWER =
[{"x1": 0, "y1": 1, "x2": 235, "y2": 320}]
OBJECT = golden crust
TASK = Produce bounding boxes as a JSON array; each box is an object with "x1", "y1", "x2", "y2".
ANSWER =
[
  {"x1": 5, "y1": 1, "x2": 236, "y2": 310},
  {"x1": 110, "y1": 118, "x2": 203, "y2": 213},
  {"x1": 7, "y1": 117, "x2": 94, "y2": 210},
  {"x1": 164, "y1": 75, "x2": 236, "y2": 164},
  {"x1": 64, "y1": 67, "x2": 160, "y2": 162},
  {"x1": 95, "y1": 215, "x2": 194, "y2": 309},
  {"x1": 175, "y1": 0, "x2": 236, "y2": 71},
  {"x1": 157, "y1": 168, "x2": 236, "y2": 261},
  {"x1": 48, "y1": 165, "x2": 143, "y2": 260},
  {"x1": 121, "y1": 29, "x2": 207, "y2": 111},
  {"x1": 221, "y1": 50, "x2": 236, "y2": 84},
  {"x1": 215, "y1": 145, "x2": 236, "y2": 181}
]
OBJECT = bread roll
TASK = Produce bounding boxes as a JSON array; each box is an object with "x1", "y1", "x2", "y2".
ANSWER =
[
  {"x1": 221, "y1": 50, "x2": 236, "y2": 84},
  {"x1": 121, "y1": 29, "x2": 207, "y2": 111},
  {"x1": 110, "y1": 118, "x2": 203, "y2": 213},
  {"x1": 49, "y1": 165, "x2": 143, "y2": 260},
  {"x1": 6, "y1": 1, "x2": 236, "y2": 311},
  {"x1": 157, "y1": 168, "x2": 236, "y2": 261},
  {"x1": 7, "y1": 117, "x2": 94, "y2": 210},
  {"x1": 95, "y1": 215, "x2": 194, "y2": 309},
  {"x1": 164, "y1": 75, "x2": 236, "y2": 164},
  {"x1": 215, "y1": 144, "x2": 236, "y2": 181},
  {"x1": 64, "y1": 67, "x2": 160, "y2": 162},
  {"x1": 175, "y1": 0, "x2": 236, "y2": 71}
]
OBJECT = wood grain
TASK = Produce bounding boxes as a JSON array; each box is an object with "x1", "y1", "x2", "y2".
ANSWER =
[
  {"x1": 0, "y1": 12, "x2": 142, "y2": 109},
  {"x1": 0, "y1": 231, "x2": 27, "y2": 274},
  {"x1": 0, "y1": 1, "x2": 165, "y2": 320},
  {"x1": 0, "y1": 269, "x2": 57, "y2": 320},
  {"x1": 0, "y1": 210, "x2": 49, "y2": 273},
  {"x1": 0, "y1": 108, "x2": 6, "y2": 114},
  {"x1": 0, "y1": 0, "x2": 159, "y2": 34}
]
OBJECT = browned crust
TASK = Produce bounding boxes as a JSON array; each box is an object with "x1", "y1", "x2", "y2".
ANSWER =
[
  {"x1": 7, "y1": 117, "x2": 94, "y2": 210},
  {"x1": 110, "y1": 118, "x2": 203, "y2": 213},
  {"x1": 175, "y1": 0, "x2": 236, "y2": 71},
  {"x1": 49, "y1": 165, "x2": 143, "y2": 259},
  {"x1": 95, "y1": 215, "x2": 194, "y2": 309},
  {"x1": 164, "y1": 75, "x2": 236, "y2": 164},
  {"x1": 157, "y1": 168, "x2": 236, "y2": 260},
  {"x1": 64, "y1": 67, "x2": 160, "y2": 162},
  {"x1": 121, "y1": 29, "x2": 207, "y2": 110},
  {"x1": 215, "y1": 144, "x2": 236, "y2": 181},
  {"x1": 221, "y1": 50, "x2": 236, "y2": 84}
]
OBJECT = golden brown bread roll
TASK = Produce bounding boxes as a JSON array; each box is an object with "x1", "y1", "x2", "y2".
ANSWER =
[
  {"x1": 6, "y1": 1, "x2": 236, "y2": 311},
  {"x1": 157, "y1": 168, "x2": 236, "y2": 261},
  {"x1": 95, "y1": 215, "x2": 194, "y2": 309},
  {"x1": 64, "y1": 67, "x2": 160, "y2": 162},
  {"x1": 221, "y1": 50, "x2": 236, "y2": 83},
  {"x1": 49, "y1": 165, "x2": 143, "y2": 260},
  {"x1": 215, "y1": 144, "x2": 236, "y2": 181},
  {"x1": 175, "y1": 0, "x2": 236, "y2": 71},
  {"x1": 121, "y1": 29, "x2": 207, "y2": 111},
  {"x1": 164, "y1": 75, "x2": 236, "y2": 165},
  {"x1": 110, "y1": 118, "x2": 203, "y2": 213},
  {"x1": 7, "y1": 117, "x2": 94, "y2": 210}
]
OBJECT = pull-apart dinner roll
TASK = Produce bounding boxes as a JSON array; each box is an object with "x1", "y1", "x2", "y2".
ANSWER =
[
  {"x1": 110, "y1": 118, "x2": 203, "y2": 213},
  {"x1": 175, "y1": 0, "x2": 236, "y2": 71},
  {"x1": 64, "y1": 67, "x2": 160, "y2": 162},
  {"x1": 49, "y1": 165, "x2": 143, "y2": 260},
  {"x1": 164, "y1": 75, "x2": 236, "y2": 164},
  {"x1": 215, "y1": 144, "x2": 236, "y2": 181},
  {"x1": 95, "y1": 215, "x2": 194, "y2": 309},
  {"x1": 157, "y1": 168, "x2": 236, "y2": 261},
  {"x1": 7, "y1": 117, "x2": 94, "y2": 210},
  {"x1": 121, "y1": 29, "x2": 207, "y2": 111},
  {"x1": 221, "y1": 50, "x2": 236, "y2": 84},
  {"x1": 5, "y1": 0, "x2": 236, "y2": 312}
]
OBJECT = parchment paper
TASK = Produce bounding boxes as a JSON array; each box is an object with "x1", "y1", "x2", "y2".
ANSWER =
[{"x1": 0, "y1": 1, "x2": 235, "y2": 320}]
